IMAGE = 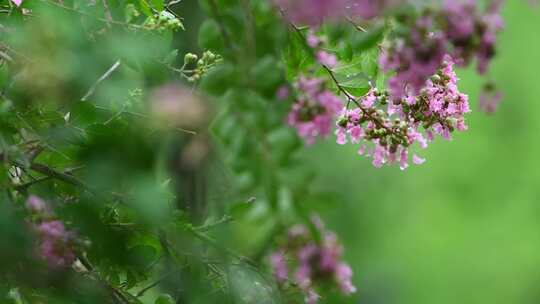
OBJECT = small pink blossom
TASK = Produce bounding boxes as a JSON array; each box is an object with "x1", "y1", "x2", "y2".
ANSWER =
[
  {"x1": 316, "y1": 51, "x2": 337, "y2": 68},
  {"x1": 413, "y1": 154, "x2": 426, "y2": 165}
]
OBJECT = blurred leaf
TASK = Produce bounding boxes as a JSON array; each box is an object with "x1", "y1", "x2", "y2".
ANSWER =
[
  {"x1": 155, "y1": 293, "x2": 175, "y2": 304},
  {"x1": 198, "y1": 20, "x2": 225, "y2": 52}
]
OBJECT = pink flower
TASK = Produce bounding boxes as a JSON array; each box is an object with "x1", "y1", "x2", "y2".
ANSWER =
[
  {"x1": 306, "y1": 289, "x2": 320, "y2": 304},
  {"x1": 36, "y1": 221, "x2": 76, "y2": 268},
  {"x1": 335, "y1": 263, "x2": 357, "y2": 294},
  {"x1": 276, "y1": 85, "x2": 290, "y2": 101},
  {"x1": 307, "y1": 32, "x2": 321, "y2": 48},
  {"x1": 413, "y1": 154, "x2": 426, "y2": 165},
  {"x1": 11, "y1": 0, "x2": 22, "y2": 7},
  {"x1": 271, "y1": 215, "x2": 356, "y2": 302},
  {"x1": 270, "y1": 251, "x2": 289, "y2": 282},
  {"x1": 288, "y1": 76, "x2": 343, "y2": 145},
  {"x1": 316, "y1": 51, "x2": 337, "y2": 68},
  {"x1": 399, "y1": 149, "x2": 409, "y2": 171},
  {"x1": 26, "y1": 195, "x2": 47, "y2": 214}
]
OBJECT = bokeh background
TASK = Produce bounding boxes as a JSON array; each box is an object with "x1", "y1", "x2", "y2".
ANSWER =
[{"x1": 303, "y1": 2, "x2": 540, "y2": 303}]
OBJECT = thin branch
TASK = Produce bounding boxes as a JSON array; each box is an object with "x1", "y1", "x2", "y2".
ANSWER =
[
  {"x1": 186, "y1": 225, "x2": 255, "y2": 266},
  {"x1": 14, "y1": 165, "x2": 84, "y2": 191},
  {"x1": 12, "y1": 161, "x2": 87, "y2": 188},
  {"x1": 81, "y1": 59, "x2": 121, "y2": 101},
  {"x1": 193, "y1": 215, "x2": 233, "y2": 232},
  {"x1": 0, "y1": 50, "x2": 13, "y2": 62},
  {"x1": 101, "y1": 0, "x2": 114, "y2": 28},
  {"x1": 344, "y1": 15, "x2": 367, "y2": 32},
  {"x1": 135, "y1": 271, "x2": 174, "y2": 297}
]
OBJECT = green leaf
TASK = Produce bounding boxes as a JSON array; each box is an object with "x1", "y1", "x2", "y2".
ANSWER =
[
  {"x1": 229, "y1": 200, "x2": 254, "y2": 220},
  {"x1": 350, "y1": 24, "x2": 385, "y2": 53},
  {"x1": 155, "y1": 294, "x2": 175, "y2": 304},
  {"x1": 250, "y1": 55, "x2": 283, "y2": 93},
  {"x1": 200, "y1": 63, "x2": 239, "y2": 96},
  {"x1": 198, "y1": 20, "x2": 224, "y2": 52}
]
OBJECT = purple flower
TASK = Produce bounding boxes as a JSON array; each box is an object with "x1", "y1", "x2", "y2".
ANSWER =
[
  {"x1": 37, "y1": 221, "x2": 76, "y2": 268},
  {"x1": 276, "y1": 85, "x2": 290, "y2": 101},
  {"x1": 380, "y1": 17, "x2": 447, "y2": 100},
  {"x1": 270, "y1": 251, "x2": 289, "y2": 282},
  {"x1": 307, "y1": 32, "x2": 321, "y2": 48},
  {"x1": 306, "y1": 289, "x2": 320, "y2": 304},
  {"x1": 316, "y1": 51, "x2": 337, "y2": 68},
  {"x1": 413, "y1": 154, "x2": 426, "y2": 165},
  {"x1": 26, "y1": 195, "x2": 47, "y2": 214},
  {"x1": 271, "y1": 215, "x2": 356, "y2": 302},
  {"x1": 335, "y1": 263, "x2": 357, "y2": 294},
  {"x1": 335, "y1": 55, "x2": 470, "y2": 169},
  {"x1": 288, "y1": 76, "x2": 343, "y2": 145}
]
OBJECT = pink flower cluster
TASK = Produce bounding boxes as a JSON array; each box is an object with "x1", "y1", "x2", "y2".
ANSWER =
[
  {"x1": 270, "y1": 215, "x2": 356, "y2": 303},
  {"x1": 37, "y1": 220, "x2": 76, "y2": 268},
  {"x1": 380, "y1": 0, "x2": 504, "y2": 101},
  {"x1": 379, "y1": 15, "x2": 447, "y2": 100},
  {"x1": 444, "y1": 0, "x2": 504, "y2": 73},
  {"x1": 336, "y1": 56, "x2": 470, "y2": 169},
  {"x1": 26, "y1": 196, "x2": 76, "y2": 268},
  {"x1": 287, "y1": 76, "x2": 343, "y2": 145}
]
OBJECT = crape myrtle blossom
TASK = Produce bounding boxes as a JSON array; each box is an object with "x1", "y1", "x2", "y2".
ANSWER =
[
  {"x1": 25, "y1": 196, "x2": 76, "y2": 268},
  {"x1": 26, "y1": 195, "x2": 49, "y2": 214},
  {"x1": 37, "y1": 220, "x2": 77, "y2": 268},
  {"x1": 283, "y1": 0, "x2": 502, "y2": 169},
  {"x1": 443, "y1": 0, "x2": 504, "y2": 74},
  {"x1": 269, "y1": 215, "x2": 356, "y2": 303},
  {"x1": 381, "y1": 0, "x2": 504, "y2": 101},
  {"x1": 336, "y1": 55, "x2": 470, "y2": 169},
  {"x1": 379, "y1": 15, "x2": 447, "y2": 100},
  {"x1": 287, "y1": 76, "x2": 343, "y2": 145}
]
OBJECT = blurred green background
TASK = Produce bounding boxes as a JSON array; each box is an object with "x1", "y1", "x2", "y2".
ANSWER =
[{"x1": 303, "y1": 2, "x2": 540, "y2": 303}]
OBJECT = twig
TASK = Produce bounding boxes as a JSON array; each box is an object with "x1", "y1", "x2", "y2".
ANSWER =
[
  {"x1": 344, "y1": 15, "x2": 367, "y2": 32},
  {"x1": 135, "y1": 271, "x2": 173, "y2": 297},
  {"x1": 186, "y1": 225, "x2": 255, "y2": 266},
  {"x1": 14, "y1": 166, "x2": 84, "y2": 191},
  {"x1": 101, "y1": 0, "x2": 114, "y2": 28},
  {"x1": 81, "y1": 60, "x2": 121, "y2": 101},
  {"x1": 0, "y1": 50, "x2": 13, "y2": 62},
  {"x1": 193, "y1": 215, "x2": 233, "y2": 232},
  {"x1": 167, "y1": 0, "x2": 182, "y2": 8}
]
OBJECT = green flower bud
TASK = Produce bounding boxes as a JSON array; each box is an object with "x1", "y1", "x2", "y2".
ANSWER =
[{"x1": 184, "y1": 53, "x2": 198, "y2": 64}]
